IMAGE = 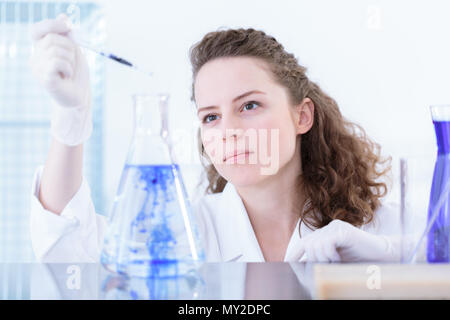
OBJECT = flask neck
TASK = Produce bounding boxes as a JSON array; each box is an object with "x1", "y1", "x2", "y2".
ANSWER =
[
  {"x1": 133, "y1": 94, "x2": 170, "y2": 138},
  {"x1": 127, "y1": 94, "x2": 173, "y2": 165}
]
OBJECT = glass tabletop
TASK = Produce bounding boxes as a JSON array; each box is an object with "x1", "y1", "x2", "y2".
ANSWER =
[
  {"x1": 2, "y1": 262, "x2": 450, "y2": 300},
  {"x1": 0, "y1": 262, "x2": 315, "y2": 300}
]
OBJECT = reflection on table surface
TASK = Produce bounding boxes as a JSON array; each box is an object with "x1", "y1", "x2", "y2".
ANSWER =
[
  {"x1": 1, "y1": 262, "x2": 314, "y2": 300},
  {"x1": 1, "y1": 262, "x2": 450, "y2": 300}
]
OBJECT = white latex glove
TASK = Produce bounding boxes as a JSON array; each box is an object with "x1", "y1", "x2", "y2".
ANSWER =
[
  {"x1": 30, "y1": 14, "x2": 92, "y2": 146},
  {"x1": 296, "y1": 219, "x2": 401, "y2": 262}
]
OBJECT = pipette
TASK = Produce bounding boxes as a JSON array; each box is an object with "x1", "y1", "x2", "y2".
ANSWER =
[{"x1": 71, "y1": 34, "x2": 153, "y2": 77}]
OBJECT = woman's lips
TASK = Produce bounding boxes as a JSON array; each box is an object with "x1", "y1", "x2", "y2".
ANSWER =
[{"x1": 224, "y1": 151, "x2": 252, "y2": 163}]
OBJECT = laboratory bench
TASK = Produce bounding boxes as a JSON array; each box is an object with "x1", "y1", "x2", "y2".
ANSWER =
[{"x1": 1, "y1": 262, "x2": 450, "y2": 300}]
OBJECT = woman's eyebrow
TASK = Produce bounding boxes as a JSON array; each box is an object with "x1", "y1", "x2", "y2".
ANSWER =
[{"x1": 197, "y1": 90, "x2": 266, "y2": 115}]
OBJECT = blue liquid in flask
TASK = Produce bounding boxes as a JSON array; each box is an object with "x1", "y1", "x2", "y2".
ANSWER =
[
  {"x1": 101, "y1": 94, "x2": 205, "y2": 277},
  {"x1": 102, "y1": 163, "x2": 204, "y2": 277},
  {"x1": 427, "y1": 120, "x2": 450, "y2": 262}
]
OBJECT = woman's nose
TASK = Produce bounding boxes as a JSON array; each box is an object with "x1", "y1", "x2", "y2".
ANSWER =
[{"x1": 220, "y1": 116, "x2": 243, "y2": 140}]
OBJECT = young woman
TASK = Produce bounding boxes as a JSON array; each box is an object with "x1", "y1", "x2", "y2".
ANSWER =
[{"x1": 29, "y1": 15, "x2": 405, "y2": 263}]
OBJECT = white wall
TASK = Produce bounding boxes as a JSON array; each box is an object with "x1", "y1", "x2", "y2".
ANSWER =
[{"x1": 97, "y1": 0, "x2": 450, "y2": 215}]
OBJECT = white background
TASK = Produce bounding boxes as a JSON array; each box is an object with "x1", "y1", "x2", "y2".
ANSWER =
[{"x1": 93, "y1": 0, "x2": 450, "y2": 215}]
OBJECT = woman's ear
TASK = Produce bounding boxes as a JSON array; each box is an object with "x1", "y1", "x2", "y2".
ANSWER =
[{"x1": 295, "y1": 97, "x2": 314, "y2": 135}]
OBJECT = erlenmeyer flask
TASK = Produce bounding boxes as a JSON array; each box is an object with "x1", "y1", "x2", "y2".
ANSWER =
[
  {"x1": 427, "y1": 105, "x2": 450, "y2": 262},
  {"x1": 101, "y1": 93, "x2": 205, "y2": 277}
]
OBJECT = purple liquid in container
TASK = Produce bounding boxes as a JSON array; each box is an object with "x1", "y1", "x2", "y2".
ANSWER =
[{"x1": 427, "y1": 119, "x2": 450, "y2": 262}]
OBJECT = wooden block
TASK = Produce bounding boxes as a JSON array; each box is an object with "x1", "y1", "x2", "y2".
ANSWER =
[{"x1": 314, "y1": 263, "x2": 450, "y2": 299}]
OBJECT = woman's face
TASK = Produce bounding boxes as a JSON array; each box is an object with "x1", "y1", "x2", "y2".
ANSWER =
[{"x1": 194, "y1": 56, "x2": 306, "y2": 188}]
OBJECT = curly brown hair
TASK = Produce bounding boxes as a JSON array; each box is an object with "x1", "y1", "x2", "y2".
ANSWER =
[{"x1": 189, "y1": 27, "x2": 391, "y2": 230}]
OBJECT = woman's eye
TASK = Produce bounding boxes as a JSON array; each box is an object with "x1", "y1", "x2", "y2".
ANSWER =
[
  {"x1": 201, "y1": 101, "x2": 259, "y2": 123},
  {"x1": 242, "y1": 101, "x2": 260, "y2": 111},
  {"x1": 203, "y1": 114, "x2": 218, "y2": 123}
]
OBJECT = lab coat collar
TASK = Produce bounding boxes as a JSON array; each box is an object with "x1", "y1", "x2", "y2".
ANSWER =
[
  {"x1": 217, "y1": 182, "x2": 315, "y2": 262},
  {"x1": 217, "y1": 182, "x2": 265, "y2": 262}
]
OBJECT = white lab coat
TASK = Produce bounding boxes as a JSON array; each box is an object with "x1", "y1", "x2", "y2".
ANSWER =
[{"x1": 29, "y1": 165, "x2": 404, "y2": 263}]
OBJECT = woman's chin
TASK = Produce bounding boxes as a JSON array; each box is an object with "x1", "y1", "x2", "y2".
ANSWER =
[{"x1": 218, "y1": 164, "x2": 268, "y2": 188}]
